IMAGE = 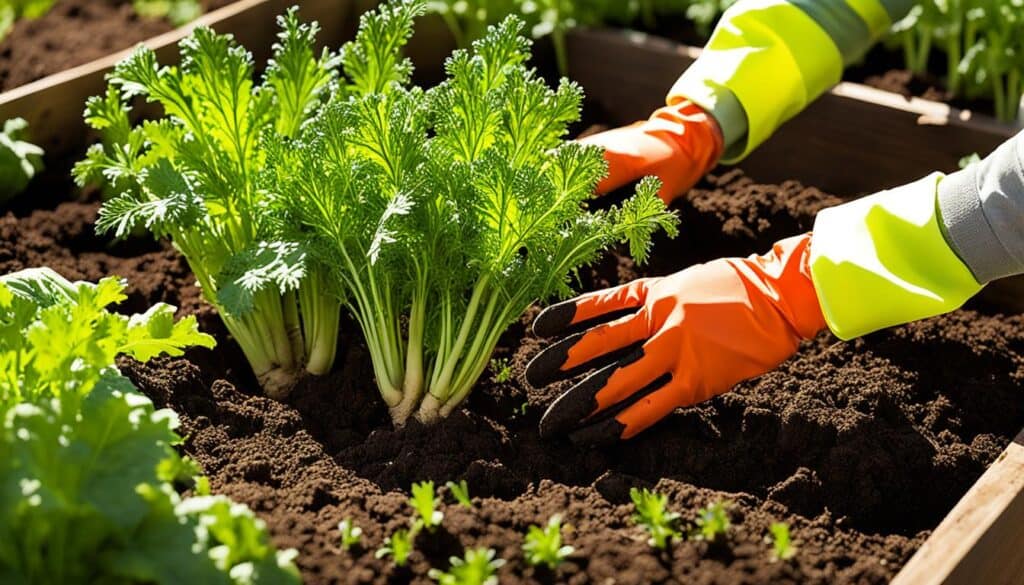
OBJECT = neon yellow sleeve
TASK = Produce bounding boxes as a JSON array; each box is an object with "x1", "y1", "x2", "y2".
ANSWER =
[{"x1": 669, "y1": 0, "x2": 907, "y2": 162}]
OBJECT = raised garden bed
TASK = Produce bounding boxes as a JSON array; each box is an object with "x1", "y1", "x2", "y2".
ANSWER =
[{"x1": 4, "y1": 7, "x2": 1024, "y2": 585}]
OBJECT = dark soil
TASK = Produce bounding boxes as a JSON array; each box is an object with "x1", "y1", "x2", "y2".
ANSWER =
[
  {"x1": 841, "y1": 44, "x2": 1004, "y2": 119},
  {"x1": 5, "y1": 166, "x2": 1024, "y2": 584},
  {"x1": 0, "y1": 0, "x2": 236, "y2": 92}
]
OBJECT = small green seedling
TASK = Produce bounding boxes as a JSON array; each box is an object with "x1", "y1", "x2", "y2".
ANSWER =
[
  {"x1": 446, "y1": 480, "x2": 472, "y2": 508},
  {"x1": 766, "y1": 522, "x2": 797, "y2": 561},
  {"x1": 375, "y1": 527, "x2": 415, "y2": 567},
  {"x1": 958, "y1": 152, "x2": 981, "y2": 169},
  {"x1": 339, "y1": 519, "x2": 363, "y2": 551},
  {"x1": 515, "y1": 401, "x2": 529, "y2": 416},
  {"x1": 693, "y1": 500, "x2": 731, "y2": 542},
  {"x1": 428, "y1": 548, "x2": 505, "y2": 585},
  {"x1": 630, "y1": 487, "x2": 681, "y2": 550},
  {"x1": 523, "y1": 514, "x2": 574, "y2": 569},
  {"x1": 411, "y1": 481, "x2": 444, "y2": 531},
  {"x1": 490, "y1": 358, "x2": 513, "y2": 383}
]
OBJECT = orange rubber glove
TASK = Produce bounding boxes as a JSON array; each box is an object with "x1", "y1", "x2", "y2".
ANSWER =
[
  {"x1": 580, "y1": 100, "x2": 724, "y2": 203},
  {"x1": 526, "y1": 234, "x2": 826, "y2": 445}
]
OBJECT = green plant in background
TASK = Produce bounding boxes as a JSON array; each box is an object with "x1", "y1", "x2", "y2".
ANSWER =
[
  {"x1": 424, "y1": 0, "x2": 732, "y2": 75},
  {"x1": 376, "y1": 527, "x2": 416, "y2": 566},
  {"x1": 339, "y1": 518, "x2": 364, "y2": 551},
  {"x1": 522, "y1": 514, "x2": 574, "y2": 569},
  {"x1": 0, "y1": 0, "x2": 54, "y2": 40},
  {"x1": 766, "y1": 521, "x2": 797, "y2": 561},
  {"x1": 280, "y1": 0, "x2": 676, "y2": 424},
  {"x1": 890, "y1": 0, "x2": 1024, "y2": 122},
  {"x1": 629, "y1": 487, "x2": 681, "y2": 550},
  {"x1": 446, "y1": 480, "x2": 473, "y2": 508},
  {"x1": 0, "y1": 117, "x2": 43, "y2": 203},
  {"x1": 134, "y1": 0, "x2": 203, "y2": 26},
  {"x1": 428, "y1": 548, "x2": 505, "y2": 585},
  {"x1": 692, "y1": 500, "x2": 731, "y2": 542},
  {"x1": 79, "y1": 8, "x2": 346, "y2": 399},
  {"x1": 489, "y1": 357, "x2": 512, "y2": 383},
  {"x1": 411, "y1": 481, "x2": 445, "y2": 531},
  {"x1": 0, "y1": 268, "x2": 298, "y2": 584}
]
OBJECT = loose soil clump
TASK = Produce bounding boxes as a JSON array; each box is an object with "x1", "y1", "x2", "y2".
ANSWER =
[{"x1": 4, "y1": 166, "x2": 1023, "y2": 584}]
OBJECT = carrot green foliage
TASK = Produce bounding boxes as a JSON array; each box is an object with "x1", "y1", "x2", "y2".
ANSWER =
[
  {"x1": 767, "y1": 521, "x2": 797, "y2": 561},
  {"x1": 428, "y1": 548, "x2": 505, "y2": 585},
  {"x1": 277, "y1": 0, "x2": 676, "y2": 423},
  {"x1": 376, "y1": 527, "x2": 416, "y2": 566},
  {"x1": 522, "y1": 515, "x2": 574, "y2": 569},
  {"x1": 0, "y1": 268, "x2": 298, "y2": 584},
  {"x1": 692, "y1": 499, "x2": 731, "y2": 542},
  {"x1": 446, "y1": 479, "x2": 472, "y2": 508},
  {"x1": 629, "y1": 487, "x2": 681, "y2": 550},
  {"x1": 411, "y1": 480, "x2": 444, "y2": 531},
  {"x1": 77, "y1": 7, "x2": 345, "y2": 399},
  {"x1": 339, "y1": 519, "x2": 364, "y2": 551}
]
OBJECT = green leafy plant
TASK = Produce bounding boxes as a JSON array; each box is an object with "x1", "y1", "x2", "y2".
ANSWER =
[
  {"x1": 0, "y1": 268, "x2": 298, "y2": 584},
  {"x1": 279, "y1": 0, "x2": 676, "y2": 424},
  {"x1": 0, "y1": 117, "x2": 43, "y2": 202},
  {"x1": 78, "y1": 7, "x2": 346, "y2": 398},
  {"x1": 490, "y1": 357, "x2": 512, "y2": 383},
  {"x1": 376, "y1": 527, "x2": 416, "y2": 566},
  {"x1": 446, "y1": 479, "x2": 473, "y2": 508},
  {"x1": 134, "y1": 0, "x2": 203, "y2": 26},
  {"x1": 890, "y1": 0, "x2": 1024, "y2": 121},
  {"x1": 692, "y1": 500, "x2": 731, "y2": 542},
  {"x1": 339, "y1": 518, "x2": 364, "y2": 551},
  {"x1": 629, "y1": 487, "x2": 681, "y2": 550},
  {"x1": 428, "y1": 548, "x2": 505, "y2": 585},
  {"x1": 766, "y1": 521, "x2": 797, "y2": 562},
  {"x1": 522, "y1": 514, "x2": 574, "y2": 569},
  {"x1": 411, "y1": 480, "x2": 444, "y2": 530}
]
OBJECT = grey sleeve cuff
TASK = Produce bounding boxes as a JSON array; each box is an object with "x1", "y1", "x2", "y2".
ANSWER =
[{"x1": 938, "y1": 131, "x2": 1024, "y2": 284}]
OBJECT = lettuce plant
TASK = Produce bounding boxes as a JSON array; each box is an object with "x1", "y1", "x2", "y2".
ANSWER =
[
  {"x1": 276, "y1": 1, "x2": 676, "y2": 423},
  {"x1": 0, "y1": 268, "x2": 298, "y2": 584},
  {"x1": 78, "y1": 9, "x2": 345, "y2": 398}
]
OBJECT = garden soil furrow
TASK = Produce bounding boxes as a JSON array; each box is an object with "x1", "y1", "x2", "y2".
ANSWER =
[
  {"x1": 0, "y1": 0, "x2": 237, "y2": 92},
  {"x1": 6, "y1": 164, "x2": 1024, "y2": 584}
]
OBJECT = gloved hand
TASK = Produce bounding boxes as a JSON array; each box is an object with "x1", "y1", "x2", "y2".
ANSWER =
[
  {"x1": 526, "y1": 234, "x2": 826, "y2": 445},
  {"x1": 580, "y1": 100, "x2": 724, "y2": 203}
]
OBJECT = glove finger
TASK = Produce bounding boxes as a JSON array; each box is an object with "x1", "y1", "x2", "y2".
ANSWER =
[
  {"x1": 532, "y1": 279, "x2": 650, "y2": 338},
  {"x1": 525, "y1": 311, "x2": 648, "y2": 388},
  {"x1": 538, "y1": 347, "x2": 669, "y2": 439},
  {"x1": 569, "y1": 381, "x2": 682, "y2": 445}
]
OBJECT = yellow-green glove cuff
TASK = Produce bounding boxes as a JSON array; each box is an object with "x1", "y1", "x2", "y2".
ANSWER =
[
  {"x1": 669, "y1": 0, "x2": 843, "y2": 162},
  {"x1": 809, "y1": 173, "x2": 983, "y2": 340}
]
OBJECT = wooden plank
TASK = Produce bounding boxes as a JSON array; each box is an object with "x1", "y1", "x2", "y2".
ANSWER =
[
  {"x1": 0, "y1": 0, "x2": 352, "y2": 158},
  {"x1": 566, "y1": 28, "x2": 1017, "y2": 197},
  {"x1": 892, "y1": 431, "x2": 1024, "y2": 585}
]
